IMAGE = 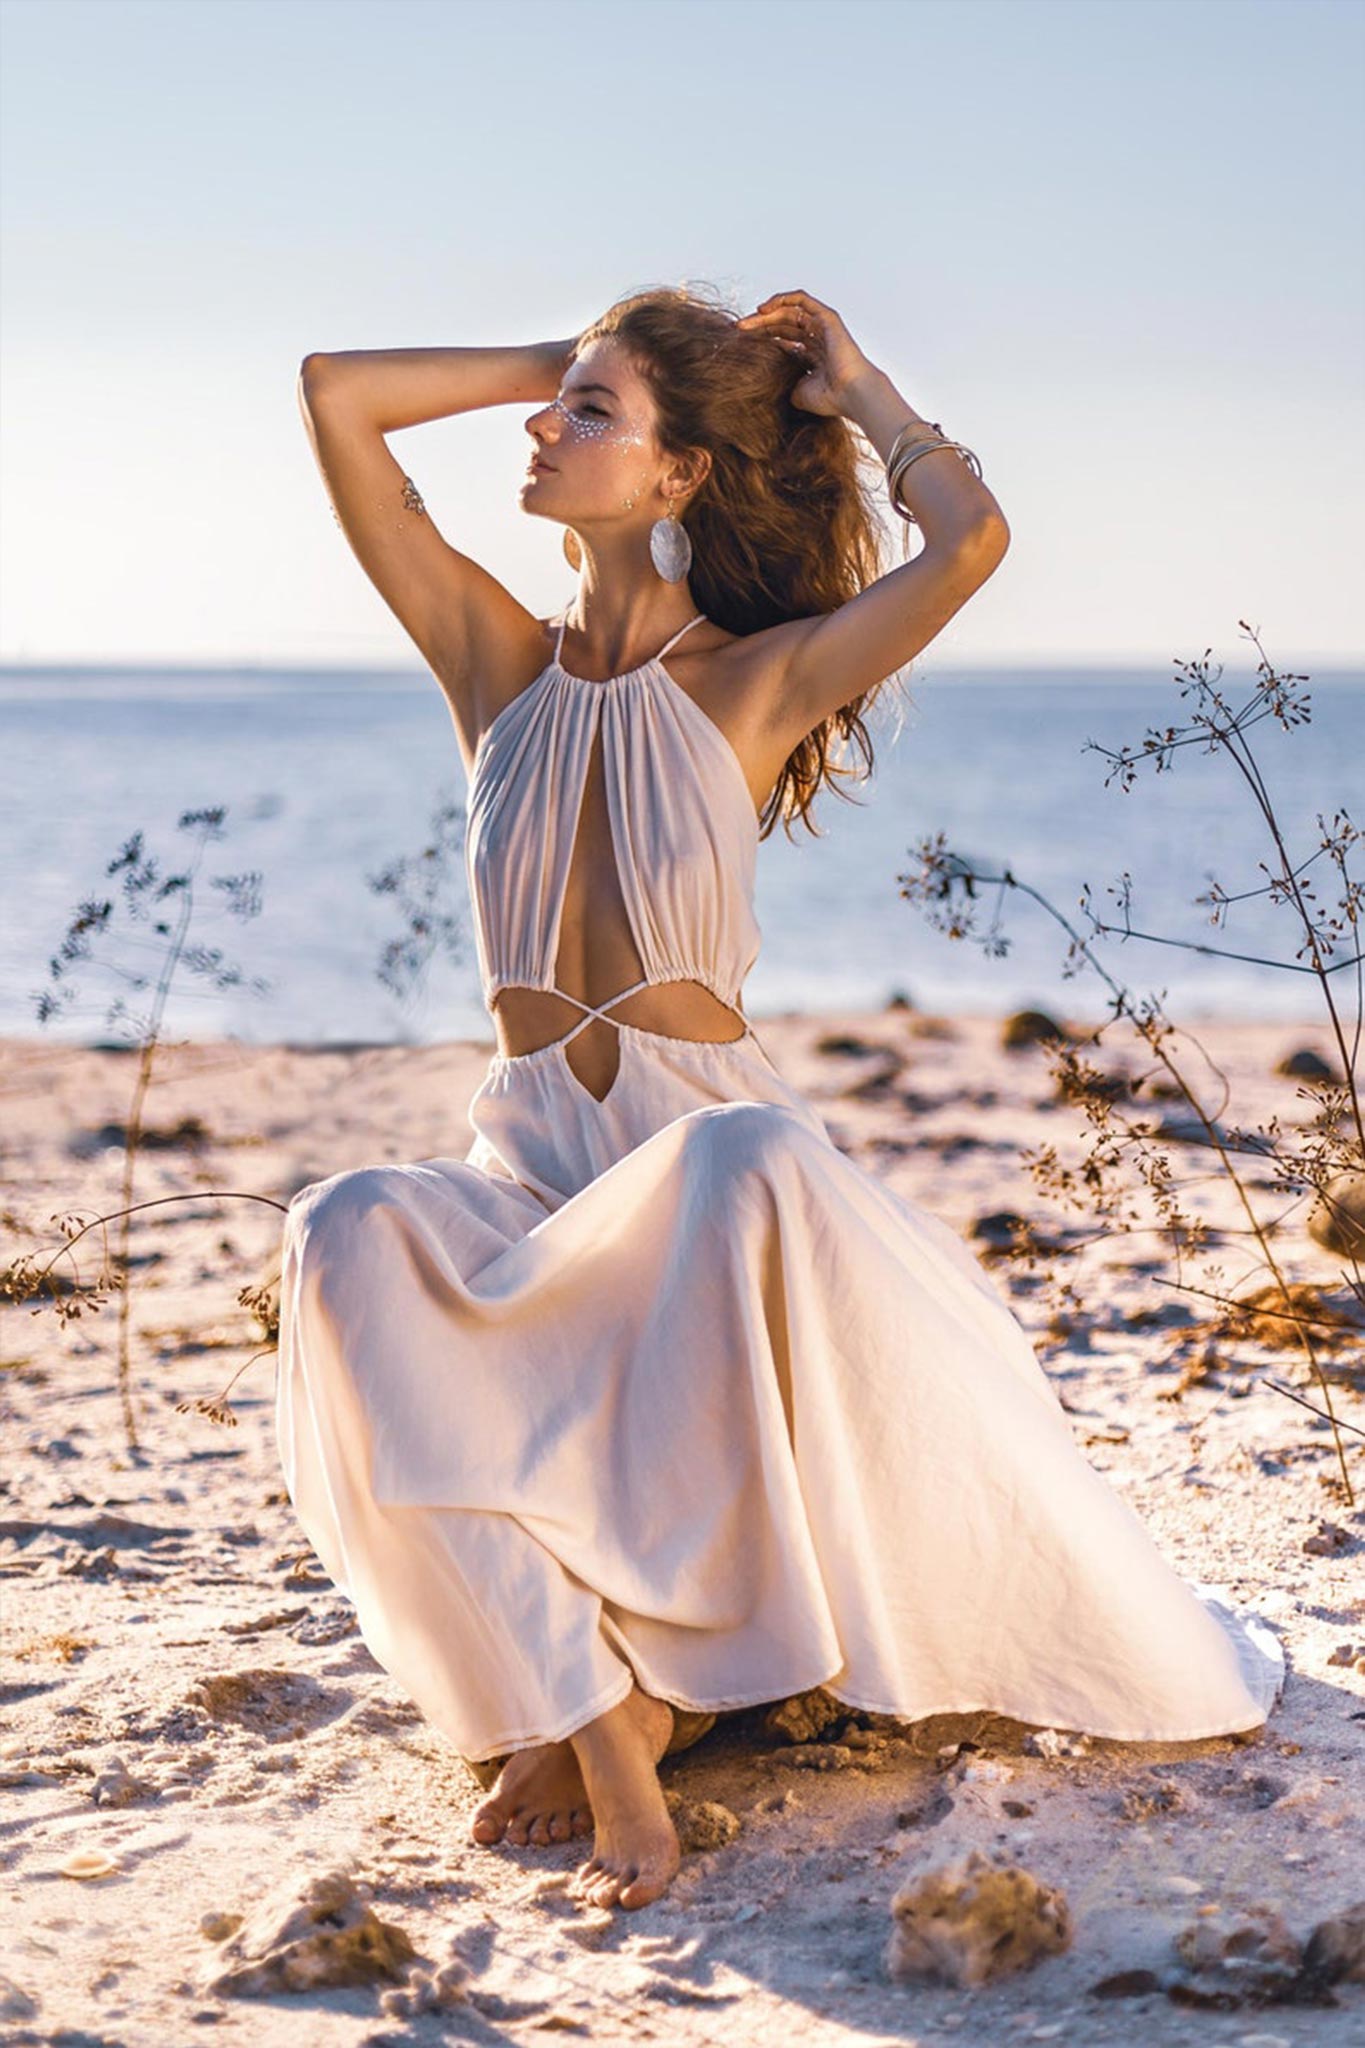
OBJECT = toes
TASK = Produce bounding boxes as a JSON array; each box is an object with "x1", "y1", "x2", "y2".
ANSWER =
[
  {"x1": 619, "y1": 1866, "x2": 663, "y2": 1909},
  {"x1": 571, "y1": 1806, "x2": 593, "y2": 1837},
  {"x1": 469, "y1": 1802, "x2": 508, "y2": 1844},
  {"x1": 548, "y1": 1812, "x2": 572, "y2": 1842},
  {"x1": 589, "y1": 1865, "x2": 625, "y2": 1907}
]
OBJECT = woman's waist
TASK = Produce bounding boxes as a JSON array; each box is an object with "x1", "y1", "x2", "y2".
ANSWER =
[{"x1": 486, "y1": 970, "x2": 750, "y2": 1061}]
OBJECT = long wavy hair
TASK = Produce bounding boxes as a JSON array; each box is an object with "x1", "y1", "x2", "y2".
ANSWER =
[{"x1": 571, "y1": 283, "x2": 905, "y2": 842}]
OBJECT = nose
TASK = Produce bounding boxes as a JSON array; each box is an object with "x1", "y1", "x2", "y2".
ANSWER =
[{"x1": 526, "y1": 401, "x2": 561, "y2": 447}]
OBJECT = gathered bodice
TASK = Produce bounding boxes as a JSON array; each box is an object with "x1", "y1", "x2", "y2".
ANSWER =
[{"x1": 463, "y1": 611, "x2": 763, "y2": 1022}]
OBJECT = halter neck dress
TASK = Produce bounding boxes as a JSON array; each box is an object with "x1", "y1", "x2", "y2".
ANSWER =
[{"x1": 274, "y1": 609, "x2": 1284, "y2": 1768}]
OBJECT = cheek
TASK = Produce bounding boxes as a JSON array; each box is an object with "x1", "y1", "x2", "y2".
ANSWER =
[{"x1": 562, "y1": 415, "x2": 649, "y2": 454}]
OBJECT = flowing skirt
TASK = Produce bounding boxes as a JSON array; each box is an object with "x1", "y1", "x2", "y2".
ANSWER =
[{"x1": 274, "y1": 1019, "x2": 1285, "y2": 1764}]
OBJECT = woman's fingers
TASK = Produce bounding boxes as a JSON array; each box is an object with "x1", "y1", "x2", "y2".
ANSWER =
[{"x1": 754, "y1": 288, "x2": 832, "y2": 314}]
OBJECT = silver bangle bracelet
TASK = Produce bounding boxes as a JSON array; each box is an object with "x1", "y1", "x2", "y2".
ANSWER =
[
  {"x1": 886, "y1": 418, "x2": 945, "y2": 473},
  {"x1": 888, "y1": 438, "x2": 984, "y2": 525}
]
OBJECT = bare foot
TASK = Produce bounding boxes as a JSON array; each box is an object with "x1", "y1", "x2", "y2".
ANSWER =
[
  {"x1": 469, "y1": 1738, "x2": 593, "y2": 1848},
  {"x1": 566, "y1": 1683, "x2": 680, "y2": 1911}
]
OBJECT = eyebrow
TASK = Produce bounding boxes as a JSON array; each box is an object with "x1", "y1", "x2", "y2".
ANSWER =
[{"x1": 561, "y1": 381, "x2": 619, "y2": 400}]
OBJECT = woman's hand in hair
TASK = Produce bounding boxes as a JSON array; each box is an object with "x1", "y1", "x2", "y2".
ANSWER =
[{"x1": 736, "y1": 290, "x2": 873, "y2": 416}]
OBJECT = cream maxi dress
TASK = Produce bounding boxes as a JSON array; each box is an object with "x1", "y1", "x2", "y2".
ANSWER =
[{"x1": 274, "y1": 610, "x2": 1285, "y2": 1767}]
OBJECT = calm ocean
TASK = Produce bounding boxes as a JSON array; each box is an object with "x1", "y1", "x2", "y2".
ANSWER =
[{"x1": 4, "y1": 660, "x2": 1361, "y2": 1045}]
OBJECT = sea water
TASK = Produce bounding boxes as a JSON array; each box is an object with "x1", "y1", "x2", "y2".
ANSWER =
[{"x1": 3, "y1": 659, "x2": 1360, "y2": 1045}]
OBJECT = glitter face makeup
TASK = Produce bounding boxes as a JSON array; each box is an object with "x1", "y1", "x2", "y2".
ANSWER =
[{"x1": 544, "y1": 395, "x2": 648, "y2": 451}]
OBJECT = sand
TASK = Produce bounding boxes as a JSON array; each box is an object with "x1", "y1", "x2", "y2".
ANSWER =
[{"x1": 1, "y1": 1007, "x2": 1362, "y2": 2046}]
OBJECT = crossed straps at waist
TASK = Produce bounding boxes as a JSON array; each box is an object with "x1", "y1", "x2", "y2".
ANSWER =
[
  {"x1": 541, "y1": 976, "x2": 655, "y2": 1047},
  {"x1": 498, "y1": 974, "x2": 754, "y2": 1052}
]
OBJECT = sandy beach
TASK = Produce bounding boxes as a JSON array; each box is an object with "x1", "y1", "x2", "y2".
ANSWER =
[{"x1": 2, "y1": 1005, "x2": 1361, "y2": 2046}]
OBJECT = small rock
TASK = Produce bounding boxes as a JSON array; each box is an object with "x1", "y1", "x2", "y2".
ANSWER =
[
  {"x1": 92, "y1": 1755, "x2": 159, "y2": 1807},
  {"x1": 762, "y1": 1687, "x2": 846, "y2": 1745},
  {"x1": 885, "y1": 1848, "x2": 1071, "y2": 1987},
  {"x1": 1327, "y1": 1641, "x2": 1365, "y2": 1667},
  {"x1": 60, "y1": 1544, "x2": 120, "y2": 1579},
  {"x1": 1089, "y1": 1967, "x2": 1164, "y2": 1998},
  {"x1": 200, "y1": 1911, "x2": 244, "y2": 1943},
  {"x1": 1301, "y1": 1898, "x2": 1365, "y2": 1987},
  {"x1": 1002, "y1": 1010, "x2": 1067, "y2": 1051},
  {"x1": 672, "y1": 1799, "x2": 741, "y2": 1852},
  {"x1": 1275, "y1": 1047, "x2": 1339, "y2": 1084},
  {"x1": 970, "y1": 1211, "x2": 1030, "y2": 1252},
  {"x1": 1023, "y1": 1727, "x2": 1092, "y2": 1760},
  {"x1": 1304, "y1": 1519, "x2": 1355, "y2": 1557},
  {"x1": 1173, "y1": 1904, "x2": 1301, "y2": 1992},
  {"x1": 775, "y1": 1741, "x2": 859, "y2": 1771},
  {"x1": 1308, "y1": 1173, "x2": 1365, "y2": 1260},
  {"x1": 378, "y1": 1953, "x2": 471, "y2": 2016},
  {"x1": 0, "y1": 1975, "x2": 40, "y2": 2020},
  {"x1": 204, "y1": 1866, "x2": 416, "y2": 1996},
  {"x1": 956, "y1": 1759, "x2": 1014, "y2": 1785},
  {"x1": 1119, "y1": 1779, "x2": 1186, "y2": 1820}
]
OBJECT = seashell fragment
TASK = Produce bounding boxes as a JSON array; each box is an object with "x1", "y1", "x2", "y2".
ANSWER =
[{"x1": 60, "y1": 1849, "x2": 121, "y2": 1880}]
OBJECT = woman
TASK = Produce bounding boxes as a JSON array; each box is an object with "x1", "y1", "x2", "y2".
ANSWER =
[{"x1": 278, "y1": 285, "x2": 1284, "y2": 1915}]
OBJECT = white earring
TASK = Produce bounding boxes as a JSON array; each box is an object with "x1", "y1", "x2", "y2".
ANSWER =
[{"x1": 649, "y1": 497, "x2": 693, "y2": 583}]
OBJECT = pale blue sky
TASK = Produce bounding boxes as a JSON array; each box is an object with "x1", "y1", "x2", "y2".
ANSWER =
[{"x1": 1, "y1": 0, "x2": 1361, "y2": 667}]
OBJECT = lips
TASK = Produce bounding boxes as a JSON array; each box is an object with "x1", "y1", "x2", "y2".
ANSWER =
[{"x1": 528, "y1": 457, "x2": 555, "y2": 474}]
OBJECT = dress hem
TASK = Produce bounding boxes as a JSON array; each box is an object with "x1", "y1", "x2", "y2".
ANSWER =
[{"x1": 457, "y1": 1656, "x2": 1284, "y2": 1765}]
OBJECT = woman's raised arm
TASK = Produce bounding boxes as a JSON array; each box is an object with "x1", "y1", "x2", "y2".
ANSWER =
[
  {"x1": 296, "y1": 336, "x2": 578, "y2": 761},
  {"x1": 300, "y1": 338, "x2": 579, "y2": 435}
]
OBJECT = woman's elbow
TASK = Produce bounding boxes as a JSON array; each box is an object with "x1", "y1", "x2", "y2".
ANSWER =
[
  {"x1": 297, "y1": 352, "x2": 334, "y2": 403},
  {"x1": 962, "y1": 512, "x2": 1011, "y2": 576}
]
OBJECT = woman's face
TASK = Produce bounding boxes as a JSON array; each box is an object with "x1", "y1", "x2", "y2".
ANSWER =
[{"x1": 519, "y1": 337, "x2": 668, "y2": 528}]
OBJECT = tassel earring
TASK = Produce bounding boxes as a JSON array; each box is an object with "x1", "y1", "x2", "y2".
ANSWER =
[{"x1": 649, "y1": 495, "x2": 693, "y2": 583}]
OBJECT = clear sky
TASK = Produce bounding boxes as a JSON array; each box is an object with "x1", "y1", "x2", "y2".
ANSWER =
[{"x1": 1, "y1": 0, "x2": 1362, "y2": 668}]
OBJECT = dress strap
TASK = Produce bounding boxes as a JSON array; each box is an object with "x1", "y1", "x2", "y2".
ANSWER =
[
  {"x1": 547, "y1": 977, "x2": 654, "y2": 1046},
  {"x1": 553, "y1": 612, "x2": 570, "y2": 663},
  {"x1": 655, "y1": 613, "x2": 707, "y2": 660}
]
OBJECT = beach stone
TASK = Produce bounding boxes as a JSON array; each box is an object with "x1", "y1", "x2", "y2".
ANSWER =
[
  {"x1": 840, "y1": 1061, "x2": 906, "y2": 1102},
  {"x1": 0, "y1": 1975, "x2": 39, "y2": 2020},
  {"x1": 777, "y1": 1742, "x2": 859, "y2": 1771},
  {"x1": 1002, "y1": 1010, "x2": 1066, "y2": 1051},
  {"x1": 1172, "y1": 1904, "x2": 1301, "y2": 1993},
  {"x1": 187, "y1": 1666, "x2": 340, "y2": 1740},
  {"x1": 1307, "y1": 1173, "x2": 1365, "y2": 1260},
  {"x1": 378, "y1": 1954, "x2": 471, "y2": 2017},
  {"x1": 885, "y1": 1847, "x2": 1071, "y2": 1987},
  {"x1": 204, "y1": 1866, "x2": 416, "y2": 1996},
  {"x1": 1275, "y1": 1047, "x2": 1339, "y2": 1084},
  {"x1": 762, "y1": 1687, "x2": 846, "y2": 1744},
  {"x1": 92, "y1": 1754, "x2": 158, "y2": 1807},
  {"x1": 1024, "y1": 1727, "x2": 1092, "y2": 1760},
  {"x1": 671, "y1": 1798, "x2": 741, "y2": 1852},
  {"x1": 1301, "y1": 1898, "x2": 1365, "y2": 1987},
  {"x1": 814, "y1": 1032, "x2": 891, "y2": 1057}
]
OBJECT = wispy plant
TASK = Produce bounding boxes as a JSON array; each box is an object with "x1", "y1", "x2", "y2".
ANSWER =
[
  {"x1": 10, "y1": 807, "x2": 276, "y2": 1450},
  {"x1": 901, "y1": 625, "x2": 1361, "y2": 1504},
  {"x1": 7, "y1": 787, "x2": 483, "y2": 1449},
  {"x1": 366, "y1": 784, "x2": 468, "y2": 1008}
]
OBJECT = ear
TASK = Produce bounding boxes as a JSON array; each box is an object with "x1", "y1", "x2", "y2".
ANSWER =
[{"x1": 667, "y1": 447, "x2": 712, "y2": 502}]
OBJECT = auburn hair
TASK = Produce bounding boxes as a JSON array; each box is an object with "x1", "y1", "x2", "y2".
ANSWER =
[{"x1": 572, "y1": 282, "x2": 906, "y2": 842}]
